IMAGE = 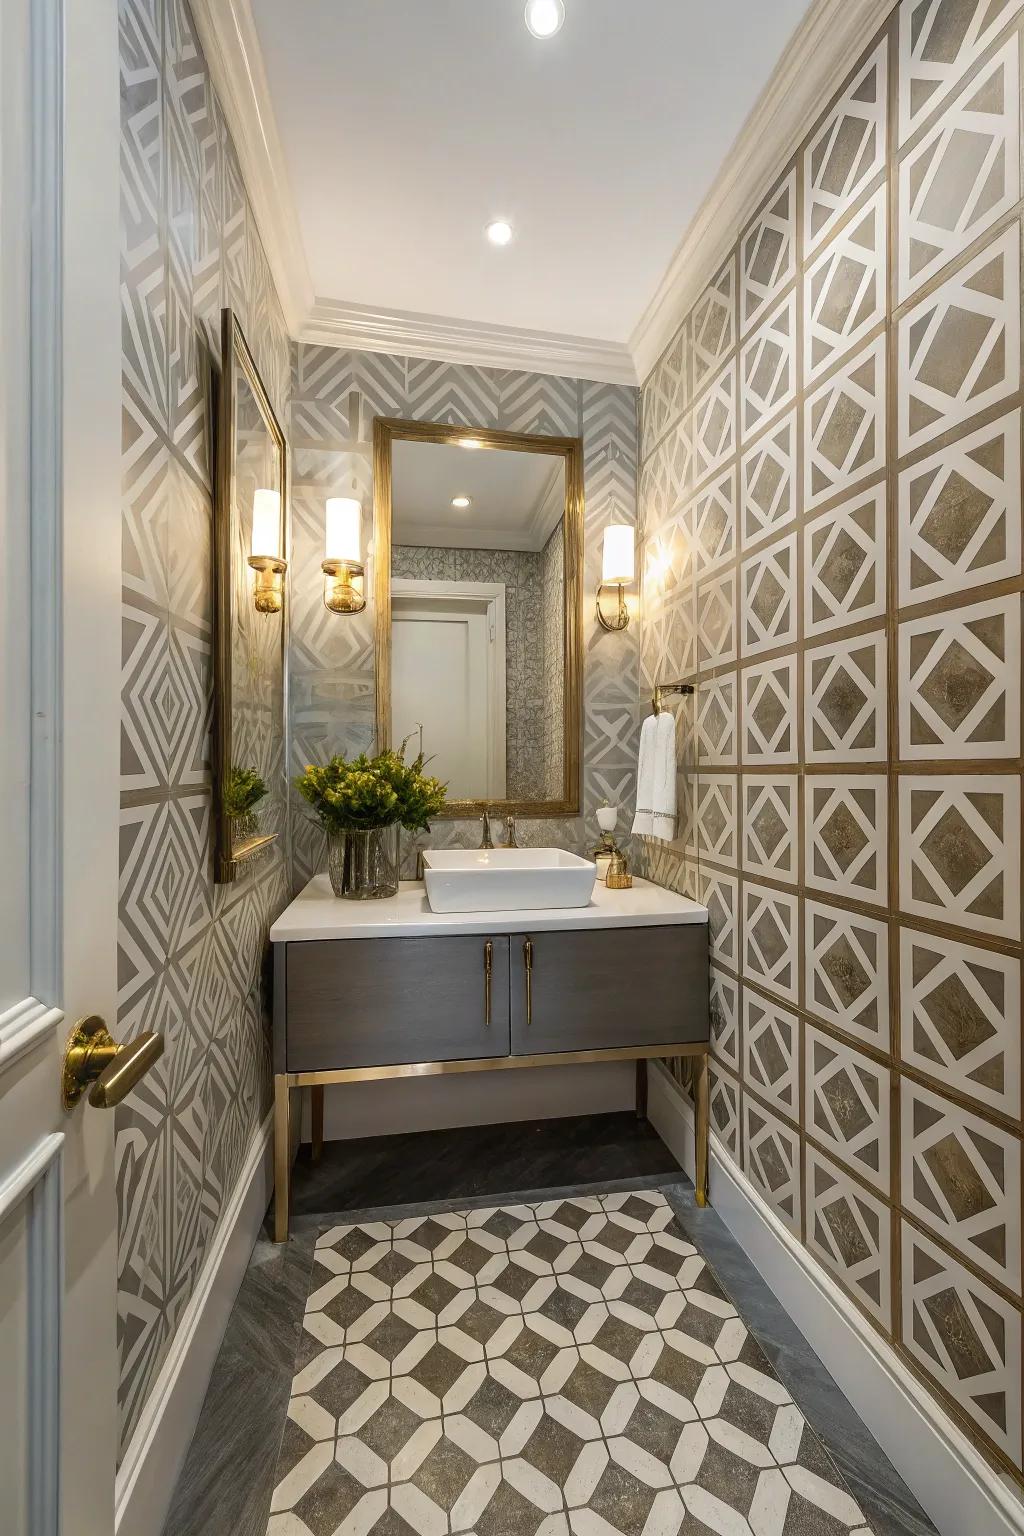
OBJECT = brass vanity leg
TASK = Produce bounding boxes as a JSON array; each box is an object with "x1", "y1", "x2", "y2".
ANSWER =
[
  {"x1": 311, "y1": 1084, "x2": 324, "y2": 1163},
  {"x1": 274, "y1": 1074, "x2": 291, "y2": 1243},
  {"x1": 694, "y1": 1049, "x2": 710, "y2": 1207},
  {"x1": 634, "y1": 1058, "x2": 648, "y2": 1121}
]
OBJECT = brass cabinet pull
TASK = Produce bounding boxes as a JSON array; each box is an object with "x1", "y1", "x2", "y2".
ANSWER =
[
  {"x1": 523, "y1": 937, "x2": 533, "y2": 1026},
  {"x1": 61, "y1": 1015, "x2": 165, "y2": 1111},
  {"x1": 484, "y1": 940, "x2": 493, "y2": 1025}
]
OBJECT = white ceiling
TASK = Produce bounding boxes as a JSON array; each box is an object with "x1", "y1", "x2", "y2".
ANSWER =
[
  {"x1": 248, "y1": 0, "x2": 810, "y2": 347},
  {"x1": 392, "y1": 440, "x2": 564, "y2": 551}
]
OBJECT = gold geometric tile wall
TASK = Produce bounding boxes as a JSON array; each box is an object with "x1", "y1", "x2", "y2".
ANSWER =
[{"x1": 636, "y1": 0, "x2": 1024, "y2": 1485}]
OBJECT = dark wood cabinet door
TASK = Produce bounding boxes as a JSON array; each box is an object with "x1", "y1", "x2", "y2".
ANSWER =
[
  {"x1": 510, "y1": 925, "x2": 708, "y2": 1055},
  {"x1": 284, "y1": 934, "x2": 511, "y2": 1071}
]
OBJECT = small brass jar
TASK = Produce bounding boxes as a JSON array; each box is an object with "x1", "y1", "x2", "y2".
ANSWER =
[{"x1": 605, "y1": 848, "x2": 633, "y2": 890}]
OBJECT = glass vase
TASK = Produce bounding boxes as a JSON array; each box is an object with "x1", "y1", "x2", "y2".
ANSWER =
[{"x1": 327, "y1": 824, "x2": 400, "y2": 900}]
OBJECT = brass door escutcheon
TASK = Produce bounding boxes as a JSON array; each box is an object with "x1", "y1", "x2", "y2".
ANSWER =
[{"x1": 61, "y1": 1015, "x2": 164, "y2": 1111}]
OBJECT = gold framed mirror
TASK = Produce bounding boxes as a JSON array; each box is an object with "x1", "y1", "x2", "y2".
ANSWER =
[
  {"x1": 373, "y1": 418, "x2": 583, "y2": 818},
  {"x1": 213, "y1": 308, "x2": 289, "y2": 882}
]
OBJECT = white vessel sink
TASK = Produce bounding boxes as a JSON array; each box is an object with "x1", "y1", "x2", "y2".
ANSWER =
[{"x1": 422, "y1": 848, "x2": 597, "y2": 914}]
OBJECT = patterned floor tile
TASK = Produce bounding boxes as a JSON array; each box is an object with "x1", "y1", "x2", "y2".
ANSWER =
[{"x1": 268, "y1": 1192, "x2": 873, "y2": 1534}]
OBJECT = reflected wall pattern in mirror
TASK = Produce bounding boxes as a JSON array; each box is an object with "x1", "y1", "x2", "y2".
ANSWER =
[
  {"x1": 214, "y1": 309, "x2": 289, "y2": 882},
  {"x1": 373, "y1": 419, "x2": 584, "y2": 818}
]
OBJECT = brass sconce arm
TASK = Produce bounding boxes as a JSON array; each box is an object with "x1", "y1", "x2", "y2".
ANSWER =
[{"x1": 596, "y1": 581, "x2": 630, "y2": 632}]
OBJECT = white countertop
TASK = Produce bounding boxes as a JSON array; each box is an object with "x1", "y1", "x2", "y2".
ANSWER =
[{"x1": 271, "y1": 875, "x2": 708, "y2": 942}]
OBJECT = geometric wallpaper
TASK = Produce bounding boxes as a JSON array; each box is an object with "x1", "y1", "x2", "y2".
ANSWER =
[
  {"x1": 118, "y1": 0, "x2": 291, "y2": 1458},
  {"x1": 636, "y1": 0, "x2": 1024, "y2": 1486},
  {"x1": 289, "y1": 346, "x2": 641, "y2": 886}
]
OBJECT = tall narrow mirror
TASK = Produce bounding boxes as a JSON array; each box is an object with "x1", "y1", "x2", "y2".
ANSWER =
[
  {"x1": 374, "y1": 421, "x2": 583, "y2": 817},
  {"x1": 213, "y1": 309, "x2": 288, "y2": 881}
]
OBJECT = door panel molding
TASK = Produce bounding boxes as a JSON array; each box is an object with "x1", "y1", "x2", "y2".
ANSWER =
[
  {"x1": 0, "y1": 1133, "x2": 64, "y2": 1536},
  {"x1": 0, "y1": 998, "x2": 63, "y2": 1079},
  {"x1": 28, "y1": 0, "x2": 64, "y2": 1004}
]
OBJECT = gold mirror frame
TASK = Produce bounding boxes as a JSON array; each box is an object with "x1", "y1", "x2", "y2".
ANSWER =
[
  {"x1": 373, "y1": 418, "x2": 584, "y2": 818},
  {"x1": 213, "y1": 308, "x2": 289, "y2": 882}
]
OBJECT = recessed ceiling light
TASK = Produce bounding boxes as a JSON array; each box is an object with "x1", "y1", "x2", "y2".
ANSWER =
[
  {"x1": 525, "y1": 0, "x2": 564, "y2": 38},
  {"x1": 451, "y1": 495, "x2": 472, "y2": 508},
  {"x1": 485, "y1": 219, "x2": 513, "y2": 247}
]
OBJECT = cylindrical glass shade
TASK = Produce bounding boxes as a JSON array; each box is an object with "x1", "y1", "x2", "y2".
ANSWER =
[
  {"x1": 251, "y1": 488, "x2": 281, "y2": 558},
  {"x1": 325, "y1": 497, "x2": 362, "y2": 563},
  {"x1": 602, "y1": 524, "x2": 634, "y2": 584}
]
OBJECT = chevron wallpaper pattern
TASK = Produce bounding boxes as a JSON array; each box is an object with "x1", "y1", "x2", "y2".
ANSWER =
[
  {"x1": 636, "y1": 0, "x2": 1024, "y2": 1488},
  {"x1": 289, "y1": 347, "x2": 641, "y2": 884},
  {"x1": 118, "y1": 0, "x2": 292, "y2": 1457}
]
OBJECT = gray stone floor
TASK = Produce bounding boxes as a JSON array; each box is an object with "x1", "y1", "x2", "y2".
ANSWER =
[{"x1": 162, "y1": 1115, "x2": 936, "y2": 1536}]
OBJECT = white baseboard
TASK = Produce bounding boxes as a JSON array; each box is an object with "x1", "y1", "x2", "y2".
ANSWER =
[
  {"x1": 114, "y1": 1110, "x2": 275, "y2": 1536},
  {"x1": 646, "y1": 1062, "x2": 1024, "y2": 1536}
]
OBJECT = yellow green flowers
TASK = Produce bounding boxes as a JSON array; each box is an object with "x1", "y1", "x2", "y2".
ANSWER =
[{"x1": 295, "y1": 744, "x2": 446, "y2": 833}]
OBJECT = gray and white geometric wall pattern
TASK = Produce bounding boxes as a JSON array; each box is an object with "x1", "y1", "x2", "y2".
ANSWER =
[
  {"x1": 635, "y1": 0, "x2": 1024, "y2": 1486},
  {"x1": 289, "y1": 349, "x2": 641, "y2": 887},
  {"x1": 118, "y1": 0, "x2": 291, "y2": 1459}
]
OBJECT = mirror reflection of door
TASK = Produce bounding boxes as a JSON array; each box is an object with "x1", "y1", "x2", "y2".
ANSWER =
[
  {"x1": 392, "y1": 581, "x2": 507, "y2": 799},
  {"x1": 390, "y1": 438, "x2": 566, "y2": 805}
]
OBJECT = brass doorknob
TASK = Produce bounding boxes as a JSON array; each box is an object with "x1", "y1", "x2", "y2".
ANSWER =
[{"x1": 61, "y1": 1016, "x2": 164, "y2": 1111}]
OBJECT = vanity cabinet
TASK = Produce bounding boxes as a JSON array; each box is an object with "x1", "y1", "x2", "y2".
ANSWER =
[
  {"x1": 270, "y1": 875, "x2": 712, "y2": 1241},
  {"x1": 279, "y1": 925, "x2": 707, "y2": 1072},
  {"x1": 509, "y1": 927, "x2": 707, "y2": 1055},
  {"x1": 284, "y1": 933, "x2": 511, "y2": 1070}
]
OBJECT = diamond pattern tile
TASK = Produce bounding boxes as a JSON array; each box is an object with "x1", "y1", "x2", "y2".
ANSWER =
[
  {"x1": 634, "y1": 0, "x2": 1024, "y2": 1486},
  {"x1": 269, "y1": 1193, "x2": 872, "y2": 1534}
]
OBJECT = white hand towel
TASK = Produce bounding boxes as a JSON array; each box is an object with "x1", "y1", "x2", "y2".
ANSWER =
[
  {"x1": 651, "y1": 710, "x2": 677, "y2": 840},
  {"x1": 631, "y1": 714, "x2": 657, "y2": 836}
]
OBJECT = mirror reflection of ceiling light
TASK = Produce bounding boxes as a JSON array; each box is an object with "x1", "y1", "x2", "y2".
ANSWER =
[
  {"x1": 451, "y1": 496, "x2": 472, "y2": 508},
  {"x1": 485, "y1": 219, "x2": 513, "y2": 247},
  {"x1": 459, "y1": 438, "x2": 484, "y2": 449},
  {"x1": 525, "y1": 0, "x2": 565, "y2": 38}
]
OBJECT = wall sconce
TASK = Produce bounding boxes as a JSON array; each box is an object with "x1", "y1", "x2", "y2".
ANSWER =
[
  {"x1": 248, "y1": 488, "x2": 286, "y2": 614},
  {"x1": 323, "y1": 496, "x2": 366, "y2": 614},
  {"x1": 596, "y1": 523, "x2": 635, "y2": 631}
]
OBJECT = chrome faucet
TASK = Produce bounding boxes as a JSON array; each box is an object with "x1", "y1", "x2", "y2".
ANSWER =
[
  {"x1": 505, "y1": 815, "x2": 519, "y2": 848},
  {"x1": 480, "y1": 810, "x2": 494, "y2": 849}
]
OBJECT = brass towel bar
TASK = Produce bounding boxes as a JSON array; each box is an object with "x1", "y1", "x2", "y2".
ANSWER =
[{"x1": 652, "y1": 680, "x2": 695, "y2": 714}]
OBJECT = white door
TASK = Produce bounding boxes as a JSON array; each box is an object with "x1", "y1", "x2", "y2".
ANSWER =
[
  {"x1": 391, "y1": 580, "x2": 507, "y2": 799},
  {"x1": 1, "y1": 0, "x2": 127, "y2": 1532}
]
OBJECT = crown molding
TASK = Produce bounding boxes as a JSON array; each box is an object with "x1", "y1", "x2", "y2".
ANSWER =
[
  {"x1": 189, "y1": 0, "x2": 314, "y2": 333},
  {"x1": 629, "y1": 0, "x2": 897, "y2": 384},
  {"x1": 190, "y1": 0, "x2": 636, "y2": 384},
  {"x1": 190, "y1": 0, "x2": 893, "y2": 391},
  {"x1": 301, "y1": 298, "x2": 638, "y2": 385}
]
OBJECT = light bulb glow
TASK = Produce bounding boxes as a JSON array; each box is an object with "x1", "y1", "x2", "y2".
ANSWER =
[
  {"x1": 485, "y1": 219, "x2": 513, "y2": 247},
  {"x1": 325, "y1": 497, "x2": 362, "y2": 564},
  {"x1": 250, "y1": 488, "x2": 281, "y2": 559},
  {"x1": 451, "y1": 495, "x2": 472, "y2": 508},
  {"x1": 601, "y1": 524, "x2": 635, "y2": 585},
  {"x1": 525, "y1": 0, "x2": 565, "y2": 38}
]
